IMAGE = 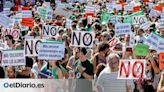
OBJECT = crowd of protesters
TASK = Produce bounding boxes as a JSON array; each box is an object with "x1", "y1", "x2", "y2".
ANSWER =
[{"x1": 0, "y1": 0, "x2": 164, "y2": 92}]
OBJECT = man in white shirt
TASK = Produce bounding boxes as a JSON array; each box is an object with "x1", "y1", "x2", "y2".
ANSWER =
[{"x1": 96, "y1": 53, "x2": 134, "y2": 92}]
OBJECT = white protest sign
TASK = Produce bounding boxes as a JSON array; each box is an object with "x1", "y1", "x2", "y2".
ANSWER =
[
  {"x1": 132, "y1": 16, "x2": 147, "y2": 25},
  {"x1": 25, "y1": 39, "x2": 43, "y2": 56},
  {"x1": 124, "y1": 5, "x2": 133, "y2": 11},
  {"x1": 1, "y1": 50, "x2": 25, "y2": 66},
  {"x1": 149, "y1": 9, "x2": 160, "y2": 17},
  {"x1": 46, "y1": 9, "x2": 53, "y2": 20},
  {"x1": 118, "y1": 59, "x2": 146, "y2": 79},
  {"x1": 158, "y1": 37, "x2": 164, "y2": 53},
  {"x1": 0, "y1": 14, "x2": 13, "y2": 28},
  {"x1": 145, "y1": 32, "x2": 160, "y2": 51},
  {"x1": 148, "y1": 3, "x2": 154, "y2": 9},
  {"x1": 22, "y1": 10, "x2": 32, "y2": 18},
  {"x1": 42, "y1": 25, "x2": 58, "y2": 38},
  {"x1": 106, "y1": 3, "x2": 115, "y2": 12},
  {"x1": 71, "y1": 31, "x2": 95, "y2": 48},
  {"x1": 3, "y1": 29, "x2": 20, "y2": 40},
  {"x1": 38, "y1": 41, "x2": 65, "y2": 60},
  {"x1": 129, "y1": 32, "x2": 135, "y2": 48},
  {"x1": 140, "y1": 22, "x2": 151, "y2": 30},
  {"x1": 3, "y1": 8, "x2": 10, "y2": 16},
  {"x1": 115, "y1": 23, "x2": 131, "y2": 36},
  {"x1": 161, "y1": 13, "x2": 164, "y2": 19}
]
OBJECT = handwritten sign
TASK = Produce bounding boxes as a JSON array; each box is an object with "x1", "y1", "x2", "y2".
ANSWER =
[
  {"x1": 118, "y1": 59, "x2": 146, "y2": 79},
  {"x1": 1, "y1": 50, "x2": 25, "y2": 66}
]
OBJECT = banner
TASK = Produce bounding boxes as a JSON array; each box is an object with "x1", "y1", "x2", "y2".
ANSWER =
[
  {"x1": 71, "y1": 31, "x2": 95, "y2": 48},
  {"x1": 115, "y1": 23, "x2": 131, "y2": 36},
  {"x1": 1, "y1": 50, "x2": 25, "y2": 66},
  {"x1": 24, "y1": 39, "x2": 43, "y2": 56},
  {"x1": 118, "y1": 59, "x2": 146, "y2": 79},
  {"x1": 38, "y1": 41, "x2": 65, "y2": 60},
  {"x1": 42, "y1": 25, "x2": 58, "y2": 38},
  {"x1": 3, "y1": 29, "x2": 20, "y2": 40}
]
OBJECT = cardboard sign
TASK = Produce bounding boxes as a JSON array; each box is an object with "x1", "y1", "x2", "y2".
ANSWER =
[
  {"x1": 42, "y1": 25, "x2": 58, "y2": 38},
  {"x1": 115, "y1": 23, "x2": 131, "y2": 36},
  {"x1": 132, "y1": 16, "x2": 147, "y2": 25},
  {"x1": 1, "y1": 50, "x2": 25, "y2": 66},
  {"x1": 134, "y1": 44, "x2": 149, "y2": 56},
  {"x1": 0, "y1": 14, "x2": 13, "y2": 28},
  {"x1": 159, "y1": 52, "x2": 164, "y2": 70},
  {"x1": 21, "y1": 18, "x2": 34, "y2": 28},
  {"x1": 71, "y1": 31, "x2": 95, "y2": 48},
  {"x1": 118, "y1": 59, "x2": 146, "y2": 79},
  {"x1": 38, "y1": 41, "x2": 65, "y2": 60},
  {"x1": 22, "y1": 10, "x2": 32, "y2": 18},
  {"x1": 3, "y1": 29, "x2": 20, "y2": 40},
  {"x1": 25, "y1": 39, "x2": 43, "y2": 56}
]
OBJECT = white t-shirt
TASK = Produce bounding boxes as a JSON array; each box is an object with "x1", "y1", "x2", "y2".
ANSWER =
[{"x1": 96, "y1": 67, "x2": 134, "y2": 92}]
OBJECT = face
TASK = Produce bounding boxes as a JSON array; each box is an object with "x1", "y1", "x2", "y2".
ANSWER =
[
  {"x1": 109, "y1": 57, "x2": 119, "y2": 70},
  {"x1": 5, "y1": 37, "x2": 12, "y2": 46},
  {"x1": 7, "y1": 68, "x2": 15, "y2": 78}
]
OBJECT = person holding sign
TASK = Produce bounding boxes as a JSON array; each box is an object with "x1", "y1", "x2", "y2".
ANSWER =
[{"x1": 96, "y1": 53, "x2": 134, "y2": 92}]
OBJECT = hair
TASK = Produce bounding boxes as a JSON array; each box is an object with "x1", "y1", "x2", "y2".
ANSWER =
[
  {"x1": 0, "y1": 66, "x2": 5, "y2": 78},
  {"x1": 78, "y1": 47, "x2": 87, "y2": 55},
  {"x1": 5, "y1": 35, "x2": 15, "y2": 44},
  {"x1": 106, "y1": 53, "x2": 120, "y2": 63},
  {"x1": 95, "y1": 63, "x2": 106, "y2": 77},
  {"x1": 98, "y1": 42, "x2": 109, "y2": 52}
]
